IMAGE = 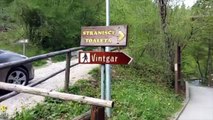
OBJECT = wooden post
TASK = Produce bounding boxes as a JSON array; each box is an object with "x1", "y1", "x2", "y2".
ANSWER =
[
  {"x1": 72, "y1": 111, "x2": 90, "y2": 120},
  {"x1": 185, "y1": 81, "x2": 189, "y2": 101},
  {"x1": 209, "y1": 74, "x2": 213, "y2": 86},
  {"x1": 91, "y1": 106, "x2": 105, "y2": 120},
  {"x1": 65, "y1": 52, "x2": 71, "y2": 92},
  {"x1": 175, "y1": 45, "x2": 181, "y2": 94}
]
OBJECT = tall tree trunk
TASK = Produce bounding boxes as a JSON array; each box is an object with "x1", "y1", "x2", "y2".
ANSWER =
[
  {"x1": 196, "y1": 57, "x2": 204, "y2": 80},
  {"x1": 158, "y1": 0, "x2": 175, "y2": 87},
  {"x1": 205, "y1": 39, "x2": 212, "y2": 85}
]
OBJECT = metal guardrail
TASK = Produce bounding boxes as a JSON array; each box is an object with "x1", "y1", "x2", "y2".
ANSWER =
[
  {"x1": 0, "y1": 63, "x2": 79, "y2": 101},
  {"x1": 0, "y1": 47, "x2": 84, "y2": 101},
  {"x1": 0, "y1": 47, "x2": 118, "y2": 101},
  {"x1": 0, "y1": 47, "x2": 84, "y2": 69},
  {"x1": 0, "y1": 46, "x2": 115, "y2": 120}
]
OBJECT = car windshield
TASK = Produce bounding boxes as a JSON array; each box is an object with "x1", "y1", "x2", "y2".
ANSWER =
[
  {"x1": 0, "y1": 56, "x2": 23, "y2": 64},
  {"x1": 0, "y1": 51, "x2": 25, "y2": 64}
]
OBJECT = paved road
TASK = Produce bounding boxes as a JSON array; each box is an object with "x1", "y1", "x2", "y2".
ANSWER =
[
  {"x1": 178, "y1": 84, "x2": 213, "y2": 120},
  {"x1": 0, "y1": 59, "x2": 98, "y2": 117}
]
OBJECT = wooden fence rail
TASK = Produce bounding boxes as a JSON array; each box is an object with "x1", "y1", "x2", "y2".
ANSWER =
[
  {"x1": 0, "y1": 82, "x2": 114, "y2": 108},
  {"x1": 0, "y1": 63, "x2": 79, "y2": 101}
]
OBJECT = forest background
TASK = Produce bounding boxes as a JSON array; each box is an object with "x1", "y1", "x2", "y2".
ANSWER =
[
  {"x1": 1, "y1": 0, "x2": 212, "y2": 85},
  {"x1": 0, "y1": 0, "x2": 213, "y2": 119}
]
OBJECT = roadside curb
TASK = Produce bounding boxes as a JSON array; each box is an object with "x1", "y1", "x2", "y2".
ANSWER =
[
  {"x1": 172, "y1": 81, "x2": 190, "y2": 120},
  {"x1": 174, "y1": 98, "x2": 190, "y2": 120}
]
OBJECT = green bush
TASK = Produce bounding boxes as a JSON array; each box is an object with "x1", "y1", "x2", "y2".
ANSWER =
[{"x1": 13, "y1": 66, "x2": 182, "y2": 120}]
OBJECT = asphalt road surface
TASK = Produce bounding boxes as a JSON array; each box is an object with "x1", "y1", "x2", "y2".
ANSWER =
[
  {"x1": 0, "y1": 59, "x2": 98, "y2": 117},
  {"x1": 178, "y1": 84, "x2": 213, "y2": 120}
]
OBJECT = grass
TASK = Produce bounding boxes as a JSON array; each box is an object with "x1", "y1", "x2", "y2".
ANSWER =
[
  {"x1": 13, "y1": 66, "x2": 182, "y2": 120},
  {"x1": 32, "y1": 60, "x2": 48, "y2": 67},
  {"x1": 0, "y1": 29, "x2": 81, "y2": 67},
  {"x1": 51, "y1": 55, "x2": 66, "y2": 63},
  {"x1": 13, "y1": 80, "x2": 98, "y2": 120}
]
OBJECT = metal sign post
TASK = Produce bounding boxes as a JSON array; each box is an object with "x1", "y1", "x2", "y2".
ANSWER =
[
  {"x1": 101, "y1": 62, "x2": 105, "y2": 100},
  {"x1": 79, "y1": 0, "x2": 131, "y2": 118},
  {"x1": 105, "y1": 0, "x2": 111, "y2": 117},
  {"x1": 17, "y1": 39, "x2": 28, "y2": 55},
  {"x1": 23, "y1": 42, "x2": 26, "y2": 55}
]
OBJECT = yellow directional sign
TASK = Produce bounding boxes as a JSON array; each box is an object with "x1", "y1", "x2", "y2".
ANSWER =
[
  {"x1": 118, "y1": 31, "x2": 125, "y2": 41},
  {"x1": 81, "y1": 25, "x2": 128, "y2": 46}
]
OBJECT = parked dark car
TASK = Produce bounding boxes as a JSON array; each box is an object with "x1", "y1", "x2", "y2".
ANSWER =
[{"x1": 0, "y1": 50, "x2": 34, "y2": 85}]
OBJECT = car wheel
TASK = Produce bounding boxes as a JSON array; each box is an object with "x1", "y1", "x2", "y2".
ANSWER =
[{"x1": 6, "y1": 67, "x2": 29, "y2": 85}]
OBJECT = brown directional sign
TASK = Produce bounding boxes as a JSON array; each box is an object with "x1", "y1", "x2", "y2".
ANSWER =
[
  {"x1": 79, "y1": 51, "x2": 133, "y2": 64},
  {"x1": 80, "y1": 25, "x2": 127, "y2": 46}
]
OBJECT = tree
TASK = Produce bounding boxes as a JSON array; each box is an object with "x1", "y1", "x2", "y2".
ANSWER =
[
  {"x1": 184, "y1": 0, "x2": 213, "y2": 85},
  {"x1": 0, "y1": 0, "x2": 15, "y2": 31},
  {"x1": 14, "y1": 0, "x2": 104, "y2": 51},
  {"x1": 157, "y1": 0, "x2": 176, "y2": 87}
]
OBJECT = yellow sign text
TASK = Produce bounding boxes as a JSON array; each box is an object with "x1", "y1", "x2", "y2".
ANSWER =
[
  {"x1": 85, "y1": 39, "x2": 112, "y2": 43},
  {"x1": 83, "y1": 30, "x2": 115, "y2": 36}
]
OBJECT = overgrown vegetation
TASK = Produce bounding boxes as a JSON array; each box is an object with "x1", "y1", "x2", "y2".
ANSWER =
[
  {"x1": 0, "y1": 0, "x2": 212, "y2": 119},
  {"x1": 0, "y1": 0, "x2": 103, "y2": 57},
  {"x1": 1, "y1": 0, "x2": 212, "y2": 85},
  {"x1": 14, "y1": 80, "x2": 96, "y2": 120},
  {"x1": 13, "y1": 66, "x2": 182, "y2": 120}
]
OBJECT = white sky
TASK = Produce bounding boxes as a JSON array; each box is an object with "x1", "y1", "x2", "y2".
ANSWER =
[
  {"x1": 184, "y1": 0, "x2": 197, "y2": 7},
  {"x1": 169, "y1": 0, "x2": 197, "y2": 7}
]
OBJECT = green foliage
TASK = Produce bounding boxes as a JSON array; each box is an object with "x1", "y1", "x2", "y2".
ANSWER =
[
  {"x1": 110, "y1": 66, "x2": 182, "y2": 120},
  {"x1": 182, "y1": 0, "x2": 213, "y2": 84},
  {"x1": 0, "y1": 0, "x2": 14, "y2": 6},
  {"x1": 32, "y1": 60, "x2": 47, "y2": 67},
  {"x1": 88, "y1": 67, "x2": 100, "y2": 78},
  {"x1": 12, "y1": 0, "x2": 104, "y2": 51},
  {"x1": 14, "y1": 66, "x2": 182, "y2": 120},
  {"x1": 1, "y1": 0, "x2": 212, "y2": 85},
  {"x1": 14, "y1": 102, "x2": 89, "y2": 120},
  {"x1": 2, "y1": 1, "x2": 212, "y2": 119},
  {"x1": 13, "y1": 79, "x2": 98, "y2": 120},
  {"x1": 106, "y1": 0, "x2": 167, "y2": 83},
  {"x1": 51, "y1": 55, "x2": 66, "y2": 63}
]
